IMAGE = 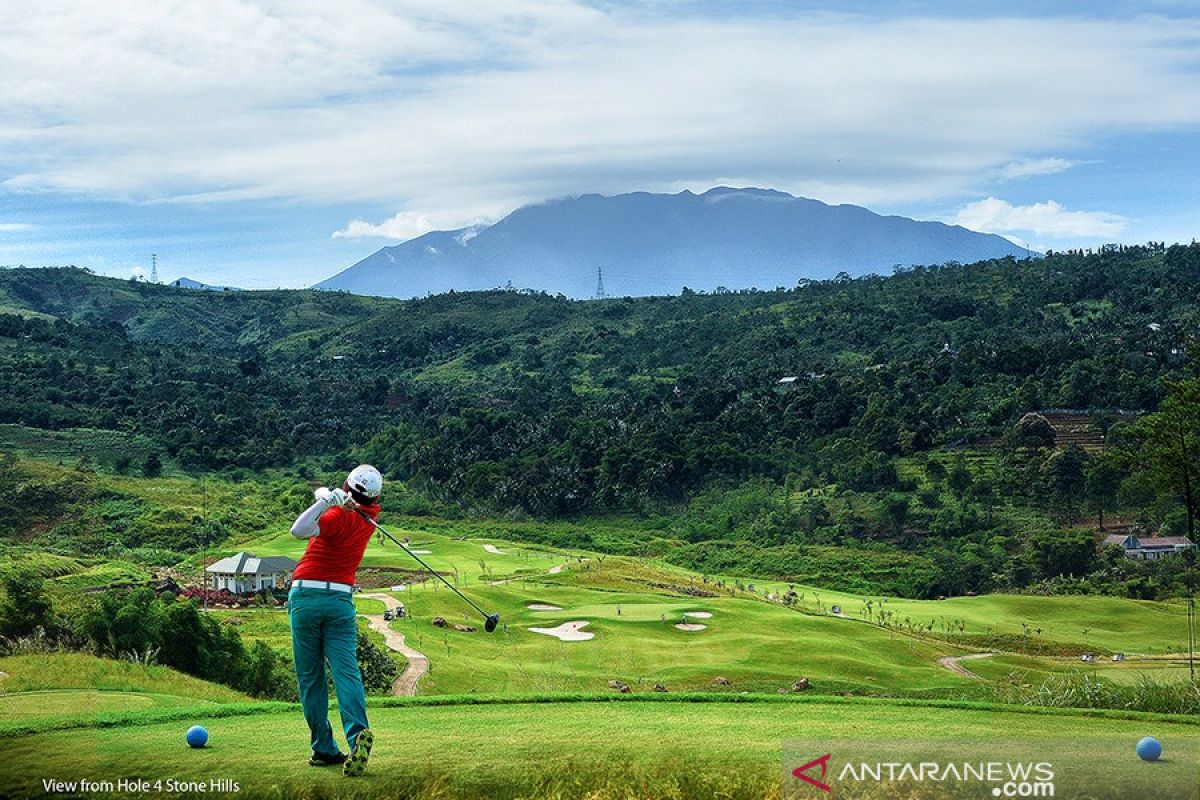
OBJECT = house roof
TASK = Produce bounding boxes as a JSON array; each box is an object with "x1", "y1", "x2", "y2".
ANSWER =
[
  {"x1": 1103, "y1": 534, "x2": 1194, "y2": 549},
  {"x1": 206, "y1": 551, "x2": 298, "y2": 575}
]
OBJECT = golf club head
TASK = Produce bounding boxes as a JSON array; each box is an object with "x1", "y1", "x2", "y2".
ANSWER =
[{"x1": 485, "y1": 613, "x2": 500, "y2": 633}]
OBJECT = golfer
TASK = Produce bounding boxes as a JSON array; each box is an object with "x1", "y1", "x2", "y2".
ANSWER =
[{"x1": 288, "y1": 464, "x2": 383, "y2": 777}]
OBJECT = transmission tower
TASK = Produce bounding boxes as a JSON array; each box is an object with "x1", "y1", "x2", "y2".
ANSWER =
[
  {"x1": 150, "y1": 254, "x2": 158, "y2": 283},
  {"x1": 595, "y1": 265, "x2": 606, "y2": 299}
]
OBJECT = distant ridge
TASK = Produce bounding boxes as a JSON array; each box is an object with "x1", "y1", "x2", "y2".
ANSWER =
[
  {"x1": 171, "y1": 277, "x2": 241, "y2": 292},
  {"x1": 316, "y1": 187, "x2": 1031, "y2": 299}
]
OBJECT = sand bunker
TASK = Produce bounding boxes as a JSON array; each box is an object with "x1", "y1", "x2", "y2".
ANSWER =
[
  {"x1": 684, "y1": 611, "x2": 713, "y2": 619},
  {"x1": 527, "y1": 603, "x2": 563, "y2": 611},
  {"x1": 405, "y1": 548, "x2": 432, "y2": 554},
  {"x1": 548, "y1": 564, "x2": 565, "y2": 574},
  {"x1": 483, "y1": 544, "x2": 509, "y2": 555},
  {"x1": 674, "y1": 623, "x2": 707, "y2": 631},
  {"x1": 529, "y1": 621, "x2": 594, "y2": 641}
]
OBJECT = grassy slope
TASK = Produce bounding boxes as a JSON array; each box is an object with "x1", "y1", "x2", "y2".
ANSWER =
[
  {"x1": 0, "y1": 654, "x2": 255, "y2": 733},
  {"x1": 699, "y1": 572, "x2": 1191, "y2": 654},
  {"x1": 0, "y1": 696, "x2": 1196, "y2": 799},
  {"x1": 0, "y1": 654, "x2": 251, "y2": 703}
]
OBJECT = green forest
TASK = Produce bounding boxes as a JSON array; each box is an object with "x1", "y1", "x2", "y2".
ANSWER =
[{"x1": 2, "y1": 243, "x2": 1199, "y2": 601}]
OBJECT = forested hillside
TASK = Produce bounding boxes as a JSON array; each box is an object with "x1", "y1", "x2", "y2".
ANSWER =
[{"x1": 3, "y1": 244, "x2": 1200, "y2": 598}]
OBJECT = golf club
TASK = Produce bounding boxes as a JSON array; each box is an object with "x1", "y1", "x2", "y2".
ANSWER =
[{"x1": 349, "y1": 506, "x2": 500, "y2": 633}]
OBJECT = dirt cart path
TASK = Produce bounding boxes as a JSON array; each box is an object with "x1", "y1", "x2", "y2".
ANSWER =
[
  {"x1": 937, "y1": 652, "x2": 994, "y2": 680},
  {"x1": 359, "y1": 593, "x2": 430, "y2": 696}
]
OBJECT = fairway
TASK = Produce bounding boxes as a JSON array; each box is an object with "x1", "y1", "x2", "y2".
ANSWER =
[
  {"x1": 703, "y1": 571, "x2": 1193, "y2": 654},
  {"x1": 374, "y1": 582, "x2": 973, "y2": 695},
  {"x1": 2, "y1": 696, "x2": 1196, "y2": 799}
]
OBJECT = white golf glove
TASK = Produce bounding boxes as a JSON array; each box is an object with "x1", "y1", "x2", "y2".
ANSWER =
[{"x1": 314, "y1": 487, "x2": 349, "y2": 508}]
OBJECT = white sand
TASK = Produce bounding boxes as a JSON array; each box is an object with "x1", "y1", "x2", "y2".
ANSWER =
[
  {"x1": 483, "y1": 544, "x2": 508, "y2": 555},
  {"x1": 529, "y1": 621, "x2": 594, "y2": 641},
  {"x1": 684, "y1": 611, "x2": 713, "y2": 619},
  {"x1": 405, "y1": 548, "x2": 432, "y2": 554},
  {"x1": 548, "y1": 564, "x2": 565, "y2": 574},
  {"x1": 527, "y1": 603, "x2": 563, "y2": 611},
  {"x1": 674, "y1": 623, "x2": 707, "y2": 631}
]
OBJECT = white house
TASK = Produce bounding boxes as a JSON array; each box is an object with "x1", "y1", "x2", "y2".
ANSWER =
[
  {"x1": 205, "y1": 551, "x2": 298, "y2": 594},
  {"x1": 1101, "y1": 534, "x2": 1196, "y2": 561}
]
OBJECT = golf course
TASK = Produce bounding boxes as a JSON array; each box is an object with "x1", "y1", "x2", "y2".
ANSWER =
[
  {"x1": 4, "y1": 250, "x2": 1200, "y2": 798},
  {"x1": 4, "y1": 514, "x2": 1199, "y2": 798}
]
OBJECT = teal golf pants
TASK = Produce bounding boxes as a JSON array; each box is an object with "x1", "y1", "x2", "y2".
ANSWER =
[{"x1": 288, "y1": 586, "x2": 369, "y2": 755}]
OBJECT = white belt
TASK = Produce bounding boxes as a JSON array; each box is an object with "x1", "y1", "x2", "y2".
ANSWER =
[{"x1": 293, "y1": 579, "x2": 353, "y2": 593}]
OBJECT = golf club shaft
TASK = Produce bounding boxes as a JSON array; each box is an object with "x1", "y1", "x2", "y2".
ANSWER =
[{"x1": 350, "y1": 506, "x2": 492, "y2": 620}]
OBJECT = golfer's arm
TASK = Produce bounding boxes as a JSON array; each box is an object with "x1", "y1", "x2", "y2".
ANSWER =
[{"x1": 290, "y1": 500, "x2": 326, "y2": 539}]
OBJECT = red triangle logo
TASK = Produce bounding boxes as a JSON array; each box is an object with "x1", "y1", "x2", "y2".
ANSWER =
[{"x1": 792, "y1": 753, "x2": 832, "y2": 792}]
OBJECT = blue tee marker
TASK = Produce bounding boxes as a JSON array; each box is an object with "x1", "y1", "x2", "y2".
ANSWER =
[
  {"x1": 186, "y1": 725, "x2": 209, "y2": 748},
  {"x1": 1136, "y1": 736, "x2": 1162, "y2": 762}
]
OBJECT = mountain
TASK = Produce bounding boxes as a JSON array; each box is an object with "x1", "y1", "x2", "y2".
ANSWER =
[{"x1": 316, "y1": 187, "x2": 1031, "y2": 298}]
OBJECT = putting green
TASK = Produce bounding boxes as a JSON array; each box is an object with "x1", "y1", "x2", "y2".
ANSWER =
[{"x1": 1, "y1": 697, "x2": 1196, "y2": 799}]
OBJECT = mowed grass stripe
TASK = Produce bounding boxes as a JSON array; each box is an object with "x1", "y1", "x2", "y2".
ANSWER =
[{"x1": 2, "y1": 699, "x2": 1198, "y2": 800}]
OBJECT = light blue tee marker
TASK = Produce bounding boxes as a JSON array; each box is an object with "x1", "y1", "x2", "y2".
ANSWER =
[{"x1": 1136, "y1": 736, "x2": 1162, "y2": 762}]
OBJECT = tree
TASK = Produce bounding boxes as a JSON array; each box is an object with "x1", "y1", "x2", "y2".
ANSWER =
[
  {"x1": 1026, "y1": 528, "x2": 1095, "y2": 579},
  {"x1": 1041, "y1": 444, "x2": 1089, "y2": 515},
  {"x1": 142, "y1": 452, "x2": 163, "y2": 478},
  {"x1": 946, "y1": 459, "x2": 973, "y2": 499},
  {"x1": 1130, "y1": 379, "x2": 1200, "y2": 539},
  {"x1": 355, "y1": 632, "x2": 398, "y2": 693},
  {"x1": 1085, "y1": 457, "x2": 1123, "y2": 530},
  {"x1": 245, "y1": 640, "x2": 282, "y2": 698},
  {"x1": 1014, "y1": 412, "x2": 1056, "y2": 449},
  {"x1": 881, "y1": 494, "x2": 910, "y2": 535},
  {"x1": 0, "y1": 569, "x2": 54, "y2": 639}
]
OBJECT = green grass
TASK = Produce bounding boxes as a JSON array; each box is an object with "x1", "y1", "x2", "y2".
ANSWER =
[
  {"x1": 0, "y1": 689, "x2": 212, "y2": 719},
  {"x1": 0, "y1": 654, "x2": 252, "y2": 703},
  {"x1": 0, "y1": 653, "x2": 253, "y2": 733},
  {"x1": 1, "y1": 696, "x2": 1197, "y2": 799},
  {"x1": 208, "y1": 609, "x2": 295, "y2": 652},
  {"x1": 47, "y1": 560, "x2": 151, "y2": 596},
  {"x1": 967, "y1": 653, "x2": 1198, "y2": 686},
  {"x1": 694, "y1": 573, "x2": 1192, "y2": 654},
  {"x1": 354, "y1": 597, "x2": 387, "y2": 615},
  {"x1": 380, "y1": 580, "x2": 971, "y2": 696}
]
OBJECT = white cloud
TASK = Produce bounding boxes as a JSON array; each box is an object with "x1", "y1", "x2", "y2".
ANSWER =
[
  {"x1": 996, "y1": 158, "x2": 1083, "y2": 181},
  {"x1": 332, "y1": 212, "x2": 438, "y2": 241},
  {"x1": 0, "y1": 222, "x2": 36, "y2": 232},
  {"x1": 953, "y1": 197, "x2": 1129, "y2": 239},
  {"x1": 332, "y1": 210, "x2": 491, "y2": 240},
  {"x1": 0, "y1": 3, "x2": 1198, "y2": 227}
]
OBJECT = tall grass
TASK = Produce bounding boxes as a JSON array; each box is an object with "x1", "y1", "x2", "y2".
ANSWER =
[{"x1": 998, "y1": 671, "x2": 1200, "y2": 715}]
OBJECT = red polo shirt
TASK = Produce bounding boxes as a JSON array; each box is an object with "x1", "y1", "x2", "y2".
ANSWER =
[{"x1": 292, "y1": 503, "x2": 380, "y2": 587}]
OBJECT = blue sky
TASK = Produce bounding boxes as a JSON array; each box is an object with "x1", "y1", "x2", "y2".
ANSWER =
[{"x1": 1, "y1": 1, "x2": 1198, "y2": 288}]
